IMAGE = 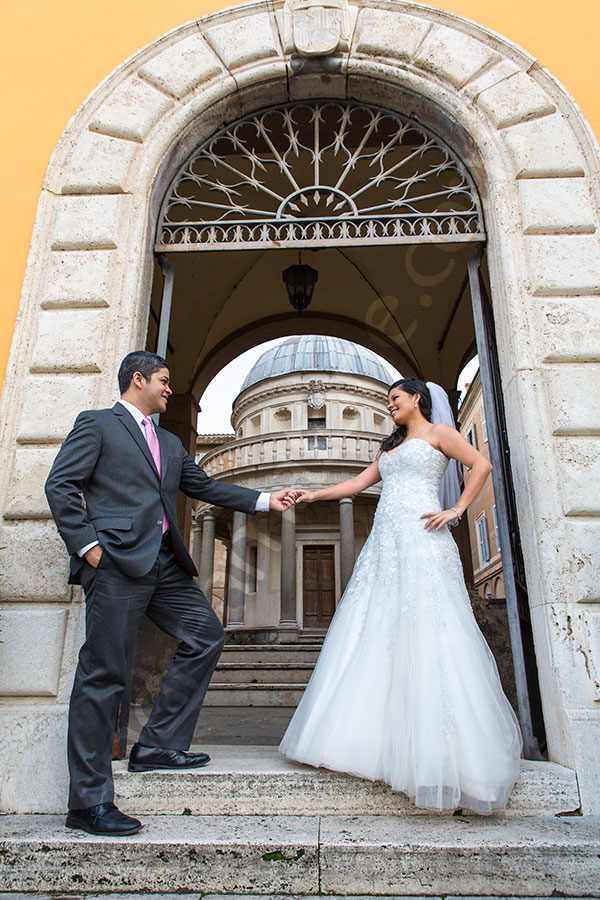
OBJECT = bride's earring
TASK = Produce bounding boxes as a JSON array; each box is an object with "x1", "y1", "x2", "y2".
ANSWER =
[{"x1": 414, "y1": 401, "x2": 418, "y2": 408}]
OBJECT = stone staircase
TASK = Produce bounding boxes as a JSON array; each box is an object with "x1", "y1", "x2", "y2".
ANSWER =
[
  {"x1": 204, "y1": 643, "x2": 321, "y2": 706},
  {"x1": 3, "y1": 745, "x2": 600, "y2": 895}
]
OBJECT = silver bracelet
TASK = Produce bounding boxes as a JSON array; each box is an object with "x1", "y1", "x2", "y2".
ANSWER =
[{"x1": 451, "y1": 506, "x2": 462, "y2": 520}]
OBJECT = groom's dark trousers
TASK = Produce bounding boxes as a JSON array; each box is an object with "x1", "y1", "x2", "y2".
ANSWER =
[{"x1": 45, "y1": 402, "x2": 260, "y2": 809}]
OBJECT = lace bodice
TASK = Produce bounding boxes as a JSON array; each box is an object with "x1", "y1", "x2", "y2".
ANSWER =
[
  {"x1": 378, "y1": 439, "x2": 449, "y2": 517},
  {"x1": 348, "y1": 438, "x2": 464, "y2": 629}
]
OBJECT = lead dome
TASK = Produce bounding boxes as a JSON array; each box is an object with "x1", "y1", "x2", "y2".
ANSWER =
[{"x1": 239, "y1": 335, "x2": 394, "y2": 394}]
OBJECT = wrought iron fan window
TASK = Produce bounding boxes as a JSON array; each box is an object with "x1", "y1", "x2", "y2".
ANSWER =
[{"x1": 156, "y1": 101, "x2": 484, "y2": 251}]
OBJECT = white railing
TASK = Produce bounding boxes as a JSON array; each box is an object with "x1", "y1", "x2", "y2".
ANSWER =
[{"x1": 201, "y1": 430, "x2": 383, "y2": 477}]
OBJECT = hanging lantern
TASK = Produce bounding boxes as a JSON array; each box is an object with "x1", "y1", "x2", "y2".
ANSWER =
[{"x1": 282, "y1": 264, "x2": 318, "y2": 314}]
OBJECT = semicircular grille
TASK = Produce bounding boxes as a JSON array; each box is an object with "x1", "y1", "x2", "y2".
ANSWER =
[{"x1": 157, "y1": 101, "x2": 484, "y2": 250}]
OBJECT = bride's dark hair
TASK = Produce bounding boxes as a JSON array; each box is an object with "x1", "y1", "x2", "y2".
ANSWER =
[{"x1": 380, "y1": 379, "x2": 433, "y2": 453}]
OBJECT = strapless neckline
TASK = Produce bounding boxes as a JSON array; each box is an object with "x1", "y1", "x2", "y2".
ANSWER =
[{"x1": 385, "y1": 438, "x2": 446, "y2": 460}]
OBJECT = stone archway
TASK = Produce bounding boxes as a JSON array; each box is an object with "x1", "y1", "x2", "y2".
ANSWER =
[{"x1": 1, "y1": 0, "x2": 599, "y2": 813}]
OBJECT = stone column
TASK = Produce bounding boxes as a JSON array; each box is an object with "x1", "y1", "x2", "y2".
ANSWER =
[
  {"x1": 191, "y1": 518, "x2": 203, "y2": 572},
  {"x1": 280, "y1": 505, "x2": 297, "y2": 625},
  {"x1": 227, "y1": 510, "x2": 247, "y2": 625},
  {"x1": 339, "y1": 497, "x2": 355, "y2": 593},
  {"x1": 198, "y1": 511, "x2": 216, "y2": 601}
]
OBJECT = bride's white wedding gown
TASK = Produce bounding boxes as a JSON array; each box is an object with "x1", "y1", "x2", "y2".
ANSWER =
[{"x1": 279, "y1": 439, "x2": 522, "y2": 813}]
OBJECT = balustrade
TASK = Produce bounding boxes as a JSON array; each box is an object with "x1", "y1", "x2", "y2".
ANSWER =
[{"x1": 200, "y1": 430, "x2": 383, "y2": 477}]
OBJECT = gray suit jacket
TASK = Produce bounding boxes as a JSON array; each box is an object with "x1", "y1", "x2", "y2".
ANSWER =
[{"x1": 45, "y1": 403, "x2": 260, "y2": 583}]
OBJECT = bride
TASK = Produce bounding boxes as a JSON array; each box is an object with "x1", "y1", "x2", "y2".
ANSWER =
[{"x1": 279, "y1": 378, "x2": 522, "y2": 813}]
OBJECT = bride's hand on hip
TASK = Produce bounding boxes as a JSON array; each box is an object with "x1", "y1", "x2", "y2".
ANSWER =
[{"x1": 421, "y1": 508, "x2": 459, "y2": 531}]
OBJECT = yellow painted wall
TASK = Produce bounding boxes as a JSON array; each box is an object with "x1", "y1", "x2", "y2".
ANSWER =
[{"x1": 2, "y1": 0, "x2": 598, "y2": 388}]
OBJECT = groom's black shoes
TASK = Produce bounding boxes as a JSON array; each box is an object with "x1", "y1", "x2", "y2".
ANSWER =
[
  {"x1": 128, "y1": 742, "x2": 211, "y2": 772},
  {"x1": 66, "y1": 802, "x2": 142, "y2": 836}
]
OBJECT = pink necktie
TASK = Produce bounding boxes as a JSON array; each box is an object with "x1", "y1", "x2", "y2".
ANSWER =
[{"x1": 142, "y1": 417, "x2": 169, "y2": 533}]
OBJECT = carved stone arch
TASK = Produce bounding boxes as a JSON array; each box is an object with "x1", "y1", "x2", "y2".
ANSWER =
[
  {"x1": 189, "y1": 312, "x2": 421, "y2": 400},
  {"x1": 1, "y1": 0, "x2": 600, "y2": 813}
]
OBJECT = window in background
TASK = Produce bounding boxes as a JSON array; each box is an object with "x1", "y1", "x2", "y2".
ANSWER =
[
  {"x1": 480, "y1": 403, "x2": 488, "y2": 443},
  {"x1": 477, "y1": 514, "x2": 490, "y2": 566}
]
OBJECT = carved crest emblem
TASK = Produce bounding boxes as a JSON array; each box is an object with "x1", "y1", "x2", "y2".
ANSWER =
[
  {"x1": 307, "y1": 379, "x2": 326, "y2": 409},
  {"x1": 284, "y1": 0, "x2": 351, "y2": 57}
]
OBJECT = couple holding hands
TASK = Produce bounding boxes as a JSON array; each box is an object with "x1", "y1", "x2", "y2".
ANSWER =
[{"x1": 45, "y1": 350, "x2": 521, "y2": 836}]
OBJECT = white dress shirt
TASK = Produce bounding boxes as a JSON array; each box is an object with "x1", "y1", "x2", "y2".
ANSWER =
[{"x1": 78, "y1": 399, "x2": 271, "y2": 556}]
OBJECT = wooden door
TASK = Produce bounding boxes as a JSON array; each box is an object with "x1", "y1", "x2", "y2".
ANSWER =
[{"x1": 303, "y1": 545, "x2": 336, "y2": 628}]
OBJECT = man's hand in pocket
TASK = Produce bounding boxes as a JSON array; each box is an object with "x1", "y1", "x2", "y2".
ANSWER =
[{"x1": 85, "y1": 545, "x2": 103, "y2": 568}]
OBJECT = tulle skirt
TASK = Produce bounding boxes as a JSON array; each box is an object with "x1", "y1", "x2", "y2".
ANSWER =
[{"x1": 279, "y1": 526, "x2": 522, "y2": 814}]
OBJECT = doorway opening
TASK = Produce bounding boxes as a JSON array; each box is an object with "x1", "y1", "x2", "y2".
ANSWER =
[
  {"x1": 303, "y1": 544, "x2": 336, "y2": 629},
  {"x1": 130, "y1": 99, "x2": 545, "y2": 758}
]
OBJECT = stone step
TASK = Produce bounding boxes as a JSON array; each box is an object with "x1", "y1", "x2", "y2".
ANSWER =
[
  {"x1": 212, "y1": 663, "x2": 315, "y2": 684},
  {"x1": 2, "y1": 895, "x2": 592, "y2": 900},
  {"x1": 113, "y1": 745, "x2": 580, "y2": 818},
  {"x1": 204, "y1": 684, "x2": 306, "y2": 706},
  {"x1": 220, "y1": 644, "x2": 322, "y2": 664},
  {"x1": 2, "y1": 813, "x2": 598, "y2": 894}
]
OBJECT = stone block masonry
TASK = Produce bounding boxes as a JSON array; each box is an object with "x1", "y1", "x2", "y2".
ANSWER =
[{"x1": 1, "y1": 0, "x2": 600, "y2": 818}]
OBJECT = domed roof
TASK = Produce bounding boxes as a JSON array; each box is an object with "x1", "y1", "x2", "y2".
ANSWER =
[{"x1": 239, "y1": 335, "x2": 394, "y2": 392}]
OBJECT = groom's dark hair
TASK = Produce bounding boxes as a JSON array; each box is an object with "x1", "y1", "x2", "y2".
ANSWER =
[{"x1": 118, "y1": 351, "x2": 169, "y2": 394}]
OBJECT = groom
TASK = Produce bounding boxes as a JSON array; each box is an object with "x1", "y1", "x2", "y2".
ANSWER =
[{"x1": 45, "y1": 350, "x2": 294, "y2": 836}]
